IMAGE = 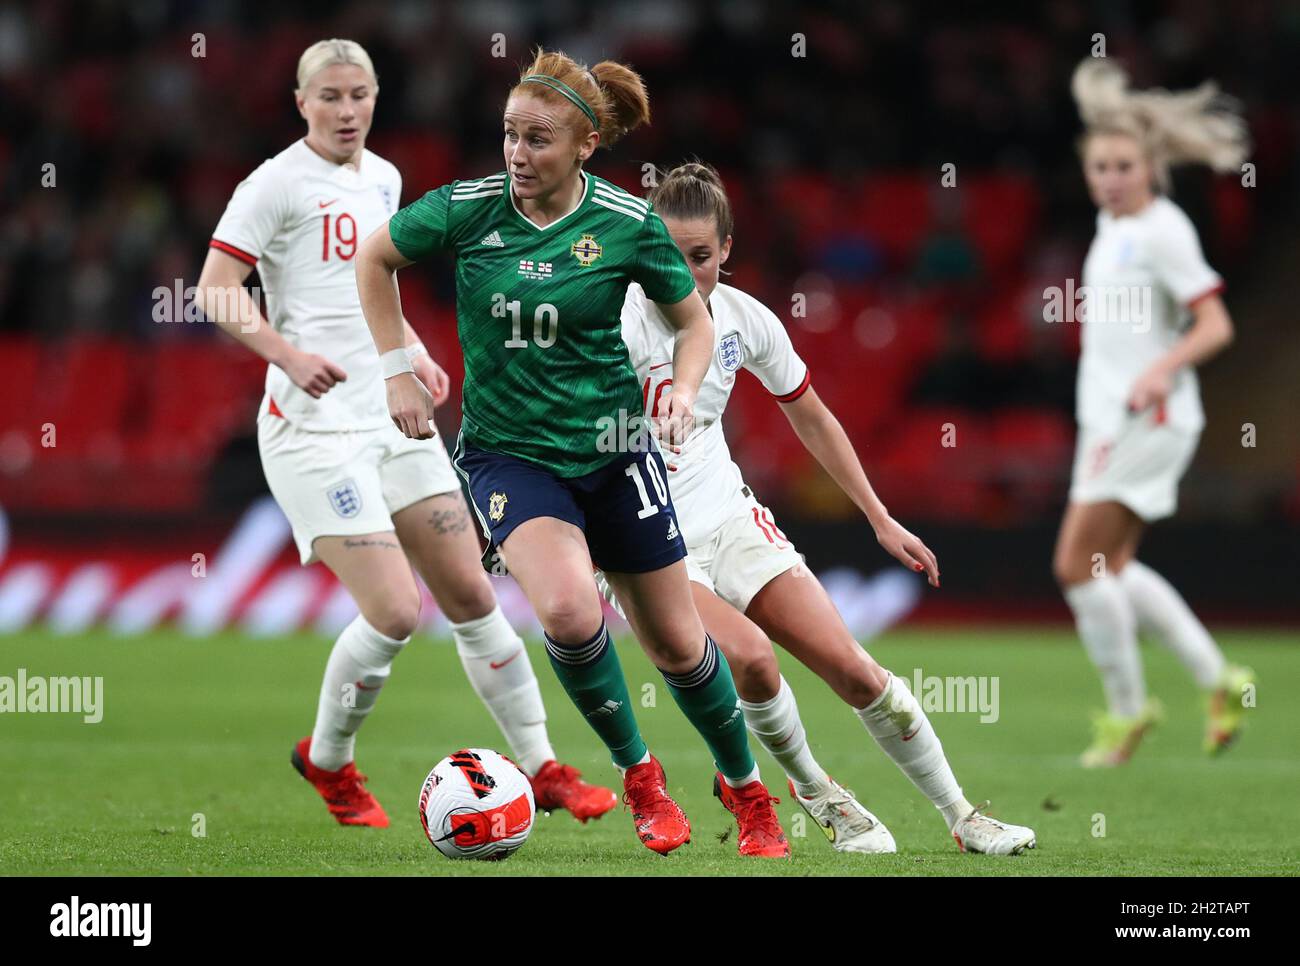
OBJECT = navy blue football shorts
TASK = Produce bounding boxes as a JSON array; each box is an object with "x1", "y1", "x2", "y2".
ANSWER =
[{"x1": 452, "y1": 433, "x2": 688, "y2": 577}]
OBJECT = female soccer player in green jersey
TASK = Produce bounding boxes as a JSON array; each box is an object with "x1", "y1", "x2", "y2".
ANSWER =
[
  {"x1": 356, "y1": 49, "x2": 786, "y2": 856},
  {"x1": 199, "y1": 38, "x2": 616, "y2": 832}
]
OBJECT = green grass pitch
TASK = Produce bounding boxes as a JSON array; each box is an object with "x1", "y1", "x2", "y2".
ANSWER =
[{"x1": 2, "y1": 626, "x2": 1296, "y2": 876}]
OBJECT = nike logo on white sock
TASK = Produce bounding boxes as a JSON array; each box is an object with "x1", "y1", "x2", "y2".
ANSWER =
[{"x1": 490, "y1": 651, "x2": 523, "y2": 670}]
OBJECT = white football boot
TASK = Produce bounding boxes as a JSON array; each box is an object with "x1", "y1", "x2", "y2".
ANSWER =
[
  {"x1": 789, "y1": 778, "x2": 897, "y2": 853},
  {"x1": 952, "y1": 801, "x2": 1036, "y2": 855}
]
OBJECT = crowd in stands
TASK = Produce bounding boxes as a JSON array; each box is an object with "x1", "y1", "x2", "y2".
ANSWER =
[{"x1": 3, "y1": 0, "x2": 1296, "y2": 520}]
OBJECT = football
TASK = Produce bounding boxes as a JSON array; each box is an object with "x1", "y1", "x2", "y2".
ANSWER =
[{"x1": 418, "y1": 748, "x2": 536, "y2": 860}]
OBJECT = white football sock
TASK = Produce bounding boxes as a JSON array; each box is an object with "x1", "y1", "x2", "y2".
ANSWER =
[
  {"x1": 310, "y1": 614, "x2": 408, "y2": 771},
  {"x1": 452, "y1": 604, "x2": 554, "y2": 776},
  {"x1": 722, "y1": 764, "x2": 762, "y2": 789},
  {"x1": 856, "y1": 671, "x2": 973, "y2": 832},
  {"x1": 739, "y1": 676, "x2": 827, "y2": 796},
  {"x1": 1120, "y1": 560, "x2": 1225, "y2": 689},
  {"x1": 1064, "y1": 575, "x2": 1146, "y2": 717},
  {"x1": 615, "y1": 750, "x2": 651, "y2": 776}
]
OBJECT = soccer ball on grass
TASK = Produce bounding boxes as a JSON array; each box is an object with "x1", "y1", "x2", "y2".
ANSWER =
[{"x1": 418, "y1": 748, "x2": 535, "y2": 860}]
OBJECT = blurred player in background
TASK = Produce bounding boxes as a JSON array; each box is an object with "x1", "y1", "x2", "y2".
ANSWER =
[
  {"x1": 1056, "y1": 58, "x2": 1255, "y2": 767},
  {"x1": 605, "y1": 162, "x2": 1037, "y2": 855},
  {"x1": 196, "y1": 39, "x2": 616, "y2": 828},
  {"x1": 357, "y1": 49, "x2": 789, "y2": 857}
]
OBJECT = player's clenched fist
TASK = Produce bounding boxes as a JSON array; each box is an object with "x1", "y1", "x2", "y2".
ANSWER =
[
  {"x1": 283, "y1": 349, "x2": 347, "y2": 399},
  {"x1": 655, "y1": 387, "x2": 695, "y2": 447},
  {"x1": 386, "y1": 370, "x2": 437, "y2": 439}
]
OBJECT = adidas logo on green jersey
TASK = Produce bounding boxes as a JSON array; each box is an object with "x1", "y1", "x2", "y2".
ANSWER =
[{"x1": 480, "y1": 230, "x2": 504, "y2": 247}]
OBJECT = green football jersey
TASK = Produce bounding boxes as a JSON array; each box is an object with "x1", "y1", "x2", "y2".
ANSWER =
[{"x1": 388, "y1": 170, "x2": 697, "y2": 477}]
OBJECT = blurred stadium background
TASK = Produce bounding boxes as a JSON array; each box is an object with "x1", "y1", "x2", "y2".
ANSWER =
[{"x1": 2, "y1": 0, "x2": 1297, "y2": 639}]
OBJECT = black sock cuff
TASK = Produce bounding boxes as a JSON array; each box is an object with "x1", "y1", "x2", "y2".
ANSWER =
[
  {"x1": 661, "y1": 635, "x2": 720, "y2": 689},
  {"x1": 544, "y1": 622, "x2": 609, "y2": 667}
]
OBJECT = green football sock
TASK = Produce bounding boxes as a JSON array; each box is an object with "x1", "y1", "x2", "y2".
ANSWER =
[
  {"x1": 544, "y1": 623, "x2": 647, "y2": 768},
  {"x1": 662, "y1": 636, "x2": 755, "y2": 782}
]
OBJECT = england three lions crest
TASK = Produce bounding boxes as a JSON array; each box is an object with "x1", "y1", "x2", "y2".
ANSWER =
[
  {"x1": 718, "y1": 332, "x2": 743, "y2": 372},
  {"x1": 326, "y1": 479, "x2": 362, "y2": 518}
]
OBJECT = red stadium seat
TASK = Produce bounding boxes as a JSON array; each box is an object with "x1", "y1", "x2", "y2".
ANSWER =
[
  {"x1": 365, "y1": 132, "x2": 459, "y2": 201},
  {"x1": 975, "y1": 283, "x2": 1032, "y2": 362},
  {"x1": 0, "y1": 338, "x2": 41, "y2": 433},
  {"x1": 770, "y1": 174, "x2": 840, "y2": 249},
  {"x1": 990, "y1": 408, "x2": 1073, "y2": 469},
  {"x1": 143, "y1": 340, "x2": 261, "y2": 456},
  {"x1": 854, "y1": 173, "x2": 932, "y2": 266},
  {"x1": 41, "y1": 339, "x2": 135, "y2": 459},
  {"x1": 988, "y1": 408, "x2": 1074, "y2": 514},
  {"x1": 961, "y1": 175, "x2": 1040, "y2": 276},
  {"x1": 868, "y1": 408, "x2": 995, "y2": 520},
  {"x1": 1211, "y1": 176, "x2": 1254, "y2": 256}
]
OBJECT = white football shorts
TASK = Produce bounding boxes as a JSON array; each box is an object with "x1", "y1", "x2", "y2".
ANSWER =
[
  {"x1": 1068, "y1": 417, "x2": 1200, "y2": 523},
  {"x1": 597, "y1": 485, "x2": 805, "y2": 617},
  {"x1": 258, "y1": 412, "x2": 462, "y2": 564}
]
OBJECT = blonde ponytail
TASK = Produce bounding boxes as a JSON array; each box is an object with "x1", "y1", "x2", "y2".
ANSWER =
[{"x1": 1072, "y1": 58, "x2": 1249, "y2": 192}]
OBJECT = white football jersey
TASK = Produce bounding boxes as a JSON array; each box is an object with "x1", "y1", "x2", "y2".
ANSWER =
[
  {"x1": 1078, "y1": 196, "x2": 1222, "y2": 435},
  {"x1": 621, "y1": 282, "x2": 809, "y2": 545},
  {"x1": 211, "y1": 138, "x2": 402, "y2": 432}
]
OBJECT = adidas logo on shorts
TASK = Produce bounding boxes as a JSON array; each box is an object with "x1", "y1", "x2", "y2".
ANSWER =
[
  {"x1": 480, "y1": 230, "x2": 504, "y2": 247},
  {"x1": 666, "y1": 516, "x2": 679, "y2": 541}
]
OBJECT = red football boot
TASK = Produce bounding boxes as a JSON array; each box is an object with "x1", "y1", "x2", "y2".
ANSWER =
[
  {"x1": 621, "y1": 755, "x2": 691, "y2": 855},
  {"x1": 529, "y1": 760, "x2": 618, "y2": 822},
  {"x1": 713, "y1": 773, "x2": 791, "y2": 858},
  {"x1": 291, "y1": 736, "x2": 389, "y2": 828}
]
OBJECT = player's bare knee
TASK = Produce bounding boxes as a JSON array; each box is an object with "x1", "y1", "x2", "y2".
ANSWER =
[
  {"x1": 1052, "y1": 545, "x2": 1085, "y2": 587},
  {"x1": 643, "y1": 627, "x2": 705, "y2": 675},
  {"x1": 723, "y1": 628, "x2": 779, "y2": 701},
  {"x1": 437, "y1": 570, "x2": 497, "y2": 624},
  {"x1": 535, "y1": 588, "x2": 602, "y2": 643},
  {"x1": 365, "y1": 590, "x2": 422, "y2": 640},
  {"x1": 842, "y1": 657, "x2": 888, "y2": 708},
  {"x1": 732, "y1": 657, "x2": 779, "y2": 703}
]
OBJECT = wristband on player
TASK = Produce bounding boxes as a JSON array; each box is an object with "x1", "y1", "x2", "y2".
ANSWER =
[
  {"x1": 381, "y1": 347, "x2": 414, "y2": 379},
  {"x1": 405, "y1": 342, "x2": 429, "y2": 363}
]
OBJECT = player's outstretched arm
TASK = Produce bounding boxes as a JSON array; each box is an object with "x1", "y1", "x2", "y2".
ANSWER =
[
  {"x1": 779, "y1": 386, "x2": 939, "y2": 586},
  {"x1": 356, "y1": 225, "x2": 436, "y2": 439},
  {"x1": 196, "y1": 248, "x2": 347, "y2": 399},
  {"x1": 1126, "y1": 294, "x2": 1235, "y2": 414},
  {"x1": 655, "y1": 289, "x2": 714, "y2": 445}
]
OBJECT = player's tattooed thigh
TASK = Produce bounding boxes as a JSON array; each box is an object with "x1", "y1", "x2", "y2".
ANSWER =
[
  {"x1": 426, "y1": 494, "x2": 470, "y2": 535},
  {"x1": 342, "y1": 536, "x2": 401, "y2": 550}
]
